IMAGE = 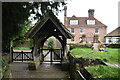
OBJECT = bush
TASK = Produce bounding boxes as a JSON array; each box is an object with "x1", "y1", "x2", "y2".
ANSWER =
[
  {"x1": 67, "y1": 43, "x2": 93, "y2": 50},
  {"x1": 47, "y1": 37, "x2": 55, "y2": 49},
  {"x1": 29, "y1": 39, "x2": 34, "y2": 49},
  {"x1": 0, "y1": 57, "x2": 10, "y2": 79},
  {"x1": 104, "y1": 44, "x2": 120, "y2": 48},
  {"x1": 28, "y1": 61, "x2": 36, "y2": 70}
]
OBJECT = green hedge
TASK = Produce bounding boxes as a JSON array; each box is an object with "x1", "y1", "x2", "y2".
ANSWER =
[
  {"x1": 67, "y1": 43, "x2": 92, "y2": 50},
  {"x1": 104, "y1": 44, "x2": 120, "y2": 48}
]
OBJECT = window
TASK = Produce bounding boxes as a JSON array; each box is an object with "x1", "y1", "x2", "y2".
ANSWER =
[
  {"x1": 118, "y1": 38, "x2": 120, "y2": 43},
  {"x1": 71, "y1": 37, "x2": 74, "y2": 42},
  {"x1": 87, "y1": 20, "x2": 95, "y2": 25},
  {"x1": 71, "y1": 28, "x2": 74, "y2": 33},
  {"x1": 95, "y1": 28, "x2": 99, "y2": 34},
  {"x1": 80, "y1": 28, "x2": 84, "y2": 33},
  {"x1": 108, "y1": 38, "x2": 112, "y2": 43},
  {"x1": 70, "y1": 20, "x2": 78, "y2": 25}
]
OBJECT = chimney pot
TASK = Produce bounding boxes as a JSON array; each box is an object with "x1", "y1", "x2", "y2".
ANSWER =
[
  {"x1": 64, "y1": 6, "x2": 67, "y2": 17},
  {"x1": 88, "y1": 9, "x2": 95, "y2": 17}
]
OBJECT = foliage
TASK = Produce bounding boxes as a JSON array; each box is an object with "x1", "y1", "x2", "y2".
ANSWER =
[
  {"x1": 85, "y1": 65, "x2": 120, "y2": 79},
  {"x1": 2, "y1": 2, "x2": 66, "y2": 52},
  {"x1": 67, "y1": 43, "x2": 92, "y2": 50},
  {"x1": 82, "y1": 34, "x2": 86, "y2": 38},
  {"x1": 29, "y1": 39, "x2": 34, "y2": 49},
  {"x1": 28, "y1": 61, "x2": 36, "y2": 70},
  {"x1": 70, "y1": 48, "x2": 119, "y2": 64},
  {"x1": 0, "y1": 57, "x2": 9, "y2": 77},
  {"x1": 98, "y1": 44, "x2": 105, "y2": 48},
  {"x1": 104, "y1": 43, "x2": 120, "y2": 48},
  {"x1": 47, "y1": 37, "x2": 55, "y2": 49},
  {"x1": 13, "y1": 47, "x2": 31, "y2": 50}
]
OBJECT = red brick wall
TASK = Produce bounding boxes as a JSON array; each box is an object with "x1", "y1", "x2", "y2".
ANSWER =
[
  {"x1": 66, "y1": 27, "x2": 107, "y2": 43},
  {"x1": 64, "y1": 16, "x2": 107, "y2": 43}
]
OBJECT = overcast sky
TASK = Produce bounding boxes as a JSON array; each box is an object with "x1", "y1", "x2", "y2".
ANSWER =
[{"x1": 57, "y1": 0, "x2": 120, "y2": 34}]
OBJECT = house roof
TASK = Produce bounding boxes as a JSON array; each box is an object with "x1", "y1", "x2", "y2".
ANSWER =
[
  {"x1": 106, "y1": 27, "x2": 120, "y2": 37},
  {"x1": 65, "y1": 15, "x2": 107, "y2": 27},
  {"x1": 25, "y1": 11, "x2": 73, "y2": 39}
]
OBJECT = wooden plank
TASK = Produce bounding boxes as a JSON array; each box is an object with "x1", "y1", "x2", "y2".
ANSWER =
[
  {"x1": 12, "y1": 51, "x2": 33, "y2": 61},
  {"x1": 44, "y1": 51, "x2": 50, "y2": 58},
  {"x1": 51, "y1": 50, "x2": 53, "y2": 63},
  {"x1": 53, "y1": 50, "x2": 61, "y2": 59}
]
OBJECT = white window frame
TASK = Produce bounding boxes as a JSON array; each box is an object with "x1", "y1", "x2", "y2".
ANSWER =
[
  {"x1": 95, "y1": 27, "x2": 99, "y2": 34},
  {"x1": 80, "y1": 28, "x2": 84, "y2": 34},
  {"x1": 71, "y1": 28, "x2": 75, "y2": 34},
  {"x1": 87, "y1": 20, "x2": 95, "y2": 25},
  {"x1": 70, "y1": 20, "x2": 78, "y2": 25},
  {"x1": 108, "y1": 37, "x2": 112, "y2": 43}
]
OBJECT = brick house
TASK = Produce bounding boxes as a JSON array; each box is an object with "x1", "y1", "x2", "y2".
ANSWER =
[{"x1": 64, "y1": 6, "x2": 107, "y2": 43}]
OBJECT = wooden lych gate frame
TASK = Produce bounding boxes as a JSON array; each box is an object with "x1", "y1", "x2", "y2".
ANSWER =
[
  {"x1": 41, "y1": 48, "x2": 63, "y2": 62},
  {"x1": 25, "y1": 11, "x2": 73, "y2": 65}
]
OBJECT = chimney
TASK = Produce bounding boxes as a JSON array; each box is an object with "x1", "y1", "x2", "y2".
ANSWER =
[
  {"x1": 64, "y1": 6, "x2": 67, "y2": 25},
  {"x1": 88, "y1": 9, "x2": 95, "y2": 17},
  {"x1": 64, "y1": 6, "x2": 67, "y2": 18}
]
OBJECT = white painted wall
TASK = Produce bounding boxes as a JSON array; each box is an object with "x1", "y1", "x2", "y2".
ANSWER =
[{"x1": 106, "y1": 37, "x2": 120, "y2": 43}]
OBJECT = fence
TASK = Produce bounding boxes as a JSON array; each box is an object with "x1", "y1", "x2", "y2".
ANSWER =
[
  {"x1": 67, "y1": 52, "x2": 93, "y2": 80},
  {"x1": 11, "y1": 47, "x2": 33, "y2": 62},
  {"x1": 41, "y1": 48, "x2": 63, "y2": 62}
]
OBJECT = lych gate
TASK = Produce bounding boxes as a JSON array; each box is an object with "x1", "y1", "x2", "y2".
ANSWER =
[{"x1": 26, "y1": 11, "x2": 73, "y2": 68}]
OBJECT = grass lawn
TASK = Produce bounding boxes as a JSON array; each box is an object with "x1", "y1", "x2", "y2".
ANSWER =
[
  {"x1": 70, "y1": 48, "x2": 119, "y2": 64},
  {"x1": 85, "y1": 65, "x2": 120, "y2": 79},
  {"x1": 13, "y1": 47, "x2": 31, "y2": 50}
]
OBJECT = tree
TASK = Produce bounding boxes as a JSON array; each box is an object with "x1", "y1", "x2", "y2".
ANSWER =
[
  {"x1": 47, "y1": 37, "x2": 55, "y2": 49},
  {"x1": 2, "y1": 2, "x2": 66, "y2": 52}
]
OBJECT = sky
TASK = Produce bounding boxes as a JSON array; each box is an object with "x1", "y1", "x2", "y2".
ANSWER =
[{"x1": 57, "y1": 0, "x2": 120, "y2": 34}]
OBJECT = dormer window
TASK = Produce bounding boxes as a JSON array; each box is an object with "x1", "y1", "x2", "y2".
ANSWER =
[
  {"x1": 87, "y1": 20, "x2": 95, "y2": 25},
  {"x1": 70, "y1": 20, "x2": 78, "y2": 25}
]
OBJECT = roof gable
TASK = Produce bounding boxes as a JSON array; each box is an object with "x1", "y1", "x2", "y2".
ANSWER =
[
  {"x1": 106, "y1": 27, "x2": 120, "y2": 37},
  {"x1": 26, "y1": 11, "x2": 73, "y2": 39}
]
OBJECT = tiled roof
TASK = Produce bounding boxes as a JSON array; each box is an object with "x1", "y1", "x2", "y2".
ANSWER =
[
  {"x1": 65, "y1": 15, "x2": 107, "y2": 27},
  {"x1": 26, "y1": 11, "x2": 73, "y2": 39},
  {"x1": 106, "y1": 27, "x2": 120, "y2": 37}
]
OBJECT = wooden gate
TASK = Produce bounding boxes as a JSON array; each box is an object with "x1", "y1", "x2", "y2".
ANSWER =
[
  {"x1": 12, "y1": 50, "x2": 33, "y2": 62},
  {"x1": 41, "y1": 49, "x2": 63, "y2": 62}
]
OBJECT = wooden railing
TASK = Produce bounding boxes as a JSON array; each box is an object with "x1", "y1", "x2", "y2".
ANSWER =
[
  {"x1": 67, "y1": 52, "x2": 93, "y2": 80},
  {"x1": 41, "y1": 48, "x2": 63, "y2": 63},
  {"x1": 11, "y1": 47, "x2": 33, "y2": 62}
]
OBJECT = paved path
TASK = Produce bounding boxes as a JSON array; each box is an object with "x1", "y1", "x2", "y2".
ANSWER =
[
  {"x1": 9, "y1": 62, "x2": 70, "y2": 79},
  {"x1": 105, "y1": 62, "x2": 120, "y2": 68}
]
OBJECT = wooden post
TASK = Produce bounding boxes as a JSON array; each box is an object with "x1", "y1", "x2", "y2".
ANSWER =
[
  {"x1": 11, "y1": 47, "x2": 13, "y2": 62},
  {"x1": 61, "y1": 49, "x2": 63, "y2": 63},
  {"x1": 63, "y1": 36, "x2": 66, "y2": 57},
  {"x1": 31, "y1": 47, "x2": 34, "y2": 61},
  {"x1": 50, "y1": 49, "x2": 53, "y2": 64},
  {"x1": 21, "y1": 51, "x2": 23, "y2": 62}
]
